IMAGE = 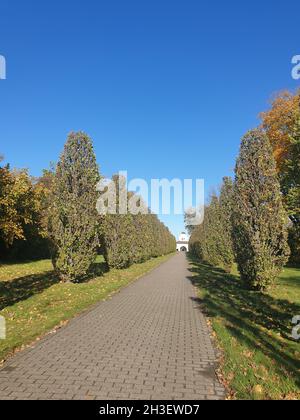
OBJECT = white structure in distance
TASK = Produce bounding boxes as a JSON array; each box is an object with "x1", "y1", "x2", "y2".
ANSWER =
[{"x1": 176, "y1": 232, "x2": 189, "y2": 252}]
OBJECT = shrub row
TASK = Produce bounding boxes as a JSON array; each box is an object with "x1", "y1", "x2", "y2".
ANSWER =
[
  {"x1": 1, "y1": 132, "x2": 176, "y2": 280},
  {"x1": 189, "y1": 130, "x2": 290, "y2": 291},
  {"x1": 98, "y1": 173, "x2": 176, "y2": 269},
  {"x1": 100, "y1": 211, "x2": 176, "y2": 269}
]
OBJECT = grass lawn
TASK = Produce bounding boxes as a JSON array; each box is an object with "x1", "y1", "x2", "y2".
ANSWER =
[
  {"x1": 188, "y1": 256, "x2": 300, "y2": 400},
  {"x1": 0, "y1": 254, "x2": 174, "y2": 362}
]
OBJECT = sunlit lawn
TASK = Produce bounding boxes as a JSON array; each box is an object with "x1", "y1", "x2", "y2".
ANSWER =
[
  {"x1": 188, "y1": 256, "x2": 300, "y2": 400},
  {"x1": 0, "y1": 254, "x2": 174, "y2": 362}
]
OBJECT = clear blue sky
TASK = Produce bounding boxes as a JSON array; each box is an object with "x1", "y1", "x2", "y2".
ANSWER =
[{"x1": 0, "y1": 0, "x2": 299, "y2": 237}]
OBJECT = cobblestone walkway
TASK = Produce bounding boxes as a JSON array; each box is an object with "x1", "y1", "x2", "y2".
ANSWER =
[{"x1": 0, "y1": 253, "x2": 225, "y2": 400}]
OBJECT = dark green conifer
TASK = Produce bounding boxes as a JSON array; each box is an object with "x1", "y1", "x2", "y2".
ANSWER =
[
  {"x1": 49, "y1": 132, "x2": 100, "y2": 282},
  {"x1": 233, "y1": 129, "x2": 290, "y2": 290}
]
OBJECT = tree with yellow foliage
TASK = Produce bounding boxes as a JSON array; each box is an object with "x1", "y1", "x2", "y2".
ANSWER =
[
  {"x1": 0, "y1": 163, "x2": 24, "y2": 247},
  {"x1": 0, "y1": 157, "x2": 50, "y2": 259},
  {"x1": 261, "y1": 92, "x2": 300, "y2": 263},
  {"x1": 260, "y1": 91, "x2": 300, "y2": 169}
]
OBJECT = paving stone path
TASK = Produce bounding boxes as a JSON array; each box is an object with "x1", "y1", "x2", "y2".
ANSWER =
[{"x1": 0, "y1": 253, "x2": 225, "y2": 400}]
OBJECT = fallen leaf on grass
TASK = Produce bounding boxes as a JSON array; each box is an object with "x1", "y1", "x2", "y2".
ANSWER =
[
  {"x1": 242, "y1": 350, "x2": 254, "y2": 358},
  {"x1": 252, "y1": 384, "x2": 264, "y2": 397},
  {"x1": 227, "y1": 372, "x2": 235, "y2": 382}
]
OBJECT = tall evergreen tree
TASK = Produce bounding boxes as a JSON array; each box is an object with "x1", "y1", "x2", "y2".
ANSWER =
[
  {"x1": 49, "y1": 132, "x2": 100, "y2": 282},
  {"x1": 189, "y1": 221, "x2": 205, "y2": 260},
  {"x1": 282, "y1": 115, "x2": 300, "y2": 222},
  {"x1": 233, "y1": 129, "x2": 290, "y2": 290},
  {"x1": 99, "y1": 174, "x2": 134, "y2": 269},
  {"x1": 203, "y1": 195, "x2": 222, "y2": 266},
  {"x1": 284, "y1": 116, "x2": 300, "y2": 263},
  {"x1": 190, "y1": 189, "x2": 234, "y2": 271},
  {"x1": 99, "y1": 175, "x2": 176, "y2": 269},
  {"x1": 218, "y1": 177, "x2": 235, "y2": 272}
]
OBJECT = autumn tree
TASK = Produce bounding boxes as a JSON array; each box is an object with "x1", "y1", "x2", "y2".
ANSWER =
[
  {"x1": 0, "y1": 163, "x2": 22, "y2": 248},
  {"x1": 99, "y1": 174, "x2": 135, "y2": 269},
  {"x1": 232, "y1": 130, "x2": 290, "y2": 290},
  {"x1": 49, "y1": 132, "x2": 100, "y2": 282},
  {"x1": 0, "y1": 151, "x2": 54, "y2": 259},
  {"x1": 261, "y1": 92, "x2": 300, "y2": 263},
  {"x1": 260, "y1": 90, "x2": 300, "y2": 169},
  {"x1": 189, "y1": 221, "x2": 205, "y2": 260}
]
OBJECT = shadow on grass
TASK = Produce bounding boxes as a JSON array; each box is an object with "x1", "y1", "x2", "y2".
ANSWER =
[
  {"x1": 187, "y1": 254, "x2": 300, "y2": 388},
  {"x1": 0, "y1": 270, "x2": 59, "y2": 310},
  {"x1": 0, "y1": 259, "x2": 108, "y2": 310}
]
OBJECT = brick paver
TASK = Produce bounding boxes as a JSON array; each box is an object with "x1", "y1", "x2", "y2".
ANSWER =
[{"x1": 0, "y1": 253, "x2": 225, "y2": 400}]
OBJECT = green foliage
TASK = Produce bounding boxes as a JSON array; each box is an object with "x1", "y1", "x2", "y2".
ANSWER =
[
  {"x1": 189, "y1": 222, "x2": 205, "y2": 260},
  {"x1": 1, "y1": 138, "x2": 175, "y2": 269},
  {"x1": 0, "y1": 164, "x2": 22, "y2": 247},
  {"x1": 281, "y1": 115, "x2": 300, "y2": 218},
  {"x1": 100, "y1": 212, "x2": 136, "y2": 269},
  {"x1": 218, "y1": 177, "x2": 235, "y2": 272},
  {"x1": 48, "y1": 132, "x2": 100, "y2": 282},
  {"x1": 202, "y1": 195, "x2": 222, "y2": 266},
  {"x1": 0, "y1": 164, "x2": 49, "y2": 260},
  {"x1": 184, "y1": 211, "x2": 196, "y2": 235},
  {"x1": 100, "y1": 175, "x2": 176, "y2": 269},
  {"x1": 288, "y1": 223, "x2": 300, "y2": 264},
  {"x1": 281, "y1": 116, "x2": 300, "y2": 263},
  {"x1": 189, "y1": 178, "x2": 234, "y2": 272},
  {"x1": 232, "y1": 130, "x2": 290, "y2": 290}
]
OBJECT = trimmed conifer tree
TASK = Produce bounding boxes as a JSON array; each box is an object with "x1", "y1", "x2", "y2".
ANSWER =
[
  {"x1": 203, "y1": 195, "x2": 222, "y2": 266},
  {"x1": 218, "y1": 177, "x2": 235, "y2": 272},
  {"x1": 283, "y1": 115, "x2": 300, "y2": 221},
  {"x1": 284, "y1": 116, "x2": 300, "y2": 264},
  {"x1": 99, "y1": 174, "x2": 134, "y2": 269},
  {"x1": 49, "y1": 132, "x2": 100, "y2": 282},
  {"x1": 188, "y1": 222, "x2": 205, "y2": 260},
  {"x1": 99, "y1": 175, "x2": 176, "y2": 269},
  {"x1": 233, "y1": 129, "x2": 290, "y2": 290}
]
